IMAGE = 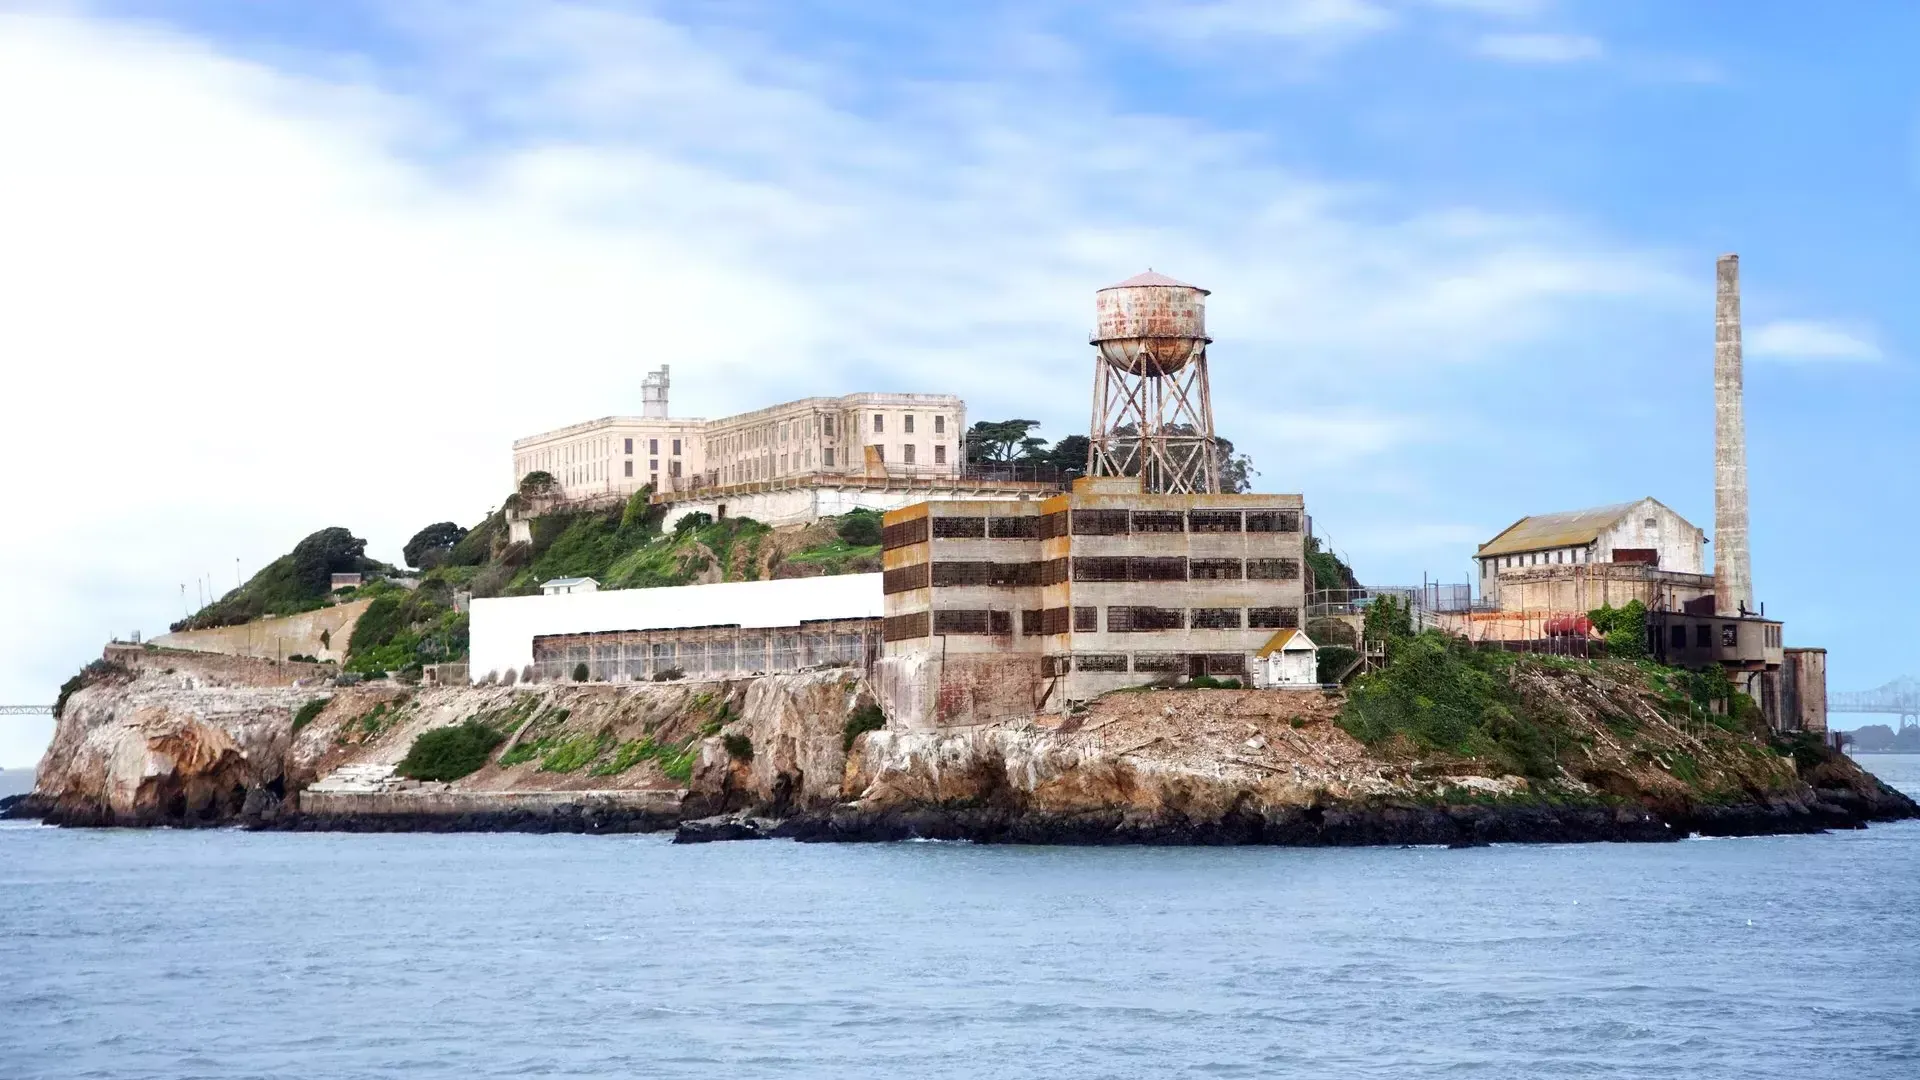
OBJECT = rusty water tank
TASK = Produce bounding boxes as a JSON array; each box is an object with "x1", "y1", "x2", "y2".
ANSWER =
[{"x1": 1091, "y1": 270, "x2": 1210, "y2": 376}]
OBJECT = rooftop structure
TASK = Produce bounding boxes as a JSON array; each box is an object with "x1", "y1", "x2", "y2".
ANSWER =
[
  {"x1": 1475, "y1": 497, "x2": 1708, "y2": 610},
  {"x1": 1088, "y1": 271, "x2": 1220, "y2": 494}
]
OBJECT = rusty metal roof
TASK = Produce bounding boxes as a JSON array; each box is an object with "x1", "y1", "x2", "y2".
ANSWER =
[
  {"x1": 1101, "y1": 270, "x2": 1205, "y2": 292},
  {"x1": 1478, "y1": 501, "x2": 1653, "y2": 559}
]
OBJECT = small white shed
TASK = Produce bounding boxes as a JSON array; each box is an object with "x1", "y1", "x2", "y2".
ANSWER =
[
  {"x1": 1255, "y1": 628, "x2": 1319, "y2": 688},
  {"x1": 540, "y1": 577, "x2": 600, "y2": 596}
]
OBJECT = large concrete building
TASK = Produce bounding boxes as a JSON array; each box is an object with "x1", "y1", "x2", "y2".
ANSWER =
[
  {"x1": 1475, "y1": 497, "x2": 1711, "y2": 611},
  {"x1": 510, "y1": 366, "x2": 968, "y2": 504},
  {"x1": 876, "y1": 476, "x2": 1310, "y2": 728}
]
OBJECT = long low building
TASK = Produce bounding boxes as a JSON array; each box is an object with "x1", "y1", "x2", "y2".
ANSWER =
[{"x1": 468, "y1": 574, "x2": 883, "y2": 683}]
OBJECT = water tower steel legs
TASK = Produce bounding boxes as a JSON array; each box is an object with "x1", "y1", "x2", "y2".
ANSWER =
[{"x1": 1087, "y1": 343, "x2": 1218, "y2": 494}]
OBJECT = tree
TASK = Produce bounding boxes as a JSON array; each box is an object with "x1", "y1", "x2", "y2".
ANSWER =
[
  {"x1": 836, "y1": 508, "x2": 883, "y2": 547},
  {"x1": 289, "y1": 527, "x2": 370, "y2": 598},
  {"x1": 518, "y1": 471, "x2": 559, "y2": 498},
  {"x1": 403, "y1": 522, "x2": 467, "y2": 571},
  {"x1": 1214, "y1": 436, "x2": 1256, "y2": 494},
  {"x1": 965, "y1": 419, "x2": 1048, "y2": 465},
  {"x1": 1046, "y1": 434, "x2": 1090, "y2": 477}
]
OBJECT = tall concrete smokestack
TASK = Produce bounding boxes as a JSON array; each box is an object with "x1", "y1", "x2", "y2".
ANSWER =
[{"x1": 1714, "y1": 254, "x2": 1753, "y2": 616}]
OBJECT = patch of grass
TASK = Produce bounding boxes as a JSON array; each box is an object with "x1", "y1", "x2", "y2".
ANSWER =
[
  {"x1": 539, "y1": 732, "x2": 611, "y2": 773},
  {"x1": 723, "y1": 733, "x2": 754, "y2": 761},
  {"x1": 1668, "y1": 753, "x2": 1701, "y2": 783},
  {"x1": 843, "y1": 703, "x2": 886, "y2": 752},
  {"x1": 658, "y1": 744, "x2": 698, "y2": 783},
  {"x1": 590, "y1": 738, "x2": 660, "y2": 776},
  {"x1": 1186, "y1": 675, "x2": 1242, "y2": 690},
  {"x1": 291, "y1": 698, "x2": 329, "y2": 734},
  {"x1": 396, "y1": 721, "x2": 506, "y2": 782},
  {"x1": 1337, "y1": 632, "x2": 1561, "y2": 779},
  {"x1": 498, "y1": 738, "x2": 549, "y2": 767}
]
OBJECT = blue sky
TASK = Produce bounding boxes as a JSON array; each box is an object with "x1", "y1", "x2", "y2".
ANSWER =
[{"x1": 1, "y1": 0, "x2": 1915, "y2": 764}]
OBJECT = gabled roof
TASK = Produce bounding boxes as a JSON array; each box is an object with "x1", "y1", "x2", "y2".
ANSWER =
[
  {"x1": 1101, "y1": 270, "x2": 1206, "y2": 292},
  {"x1": 1477, "y1": 499, "x2": 1657, "y2": 559},
  {"x1": 1256, "y1": 628, "x2": 1317, "y2": 656},
  {"x1": 541, "y1": 577, "x2": 599, "y2": 588}
]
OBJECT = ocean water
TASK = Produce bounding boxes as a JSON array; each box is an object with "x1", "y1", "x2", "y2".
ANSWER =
[{"x1": 3, "y1": 758, "x2": 1917, "y2": 1080}]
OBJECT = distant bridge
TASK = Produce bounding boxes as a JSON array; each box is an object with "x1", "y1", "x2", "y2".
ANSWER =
[
  {"x1": 1830, "y1": 677, "x2": 1920, "y2": 729},
  {"x1": 0, "y1": 705, "x2": 53, "y2": 716}
]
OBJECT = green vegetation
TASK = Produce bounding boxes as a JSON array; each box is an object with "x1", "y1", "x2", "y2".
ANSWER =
[
  {"x1": 344, "y1": 579, "x2": 467, "y2": 676},
  {"x1": 403, "y1": 522, "x2": 467, "y2": 571},
  {"x1": 1316, "y1": 645, "x2": 1359, "y2": 685},
  {"x1": 843, "y1": 703, "x2": 887, "y2": 752},
  {"x1": 572, "y1": 662, "x2": 590, "y2": 683},
  {"x1": 173, "y1": 527, "x2": 384, "y2": 632},
  {"x1": 1338, "y1": 631, "x2": 1562, "y2": 779},
  {"x1": 582, "y1": 734, "x2": 699, "y2": 780},
  {"x1": 1588, "y1": 601, "x2": 1648, "y2": 660},
  {"x1": 722, "y1": 733, "x2": 754, "y2": 761},
  {"x1": 54, "y1": 657, "x2": 131, "y2": 719},
  {"x1": 291, "y1": 698, "x2": 329, "y2": 734},
  {"x1": 397, "y1": 722, "x2": 506, "y2": 782},
  {"x1": 835, "y1": 508, "x2": 882, "y2": 548},
  {"x1": 1185, "y1": 675, "x2": 1243, "y2": 690},
  {"x1": 1305, "y1": 535, "x2": 1360, "y2": 595},
  {"x1": 538, "y1": 732, "x2": 612, "y2": 773}
]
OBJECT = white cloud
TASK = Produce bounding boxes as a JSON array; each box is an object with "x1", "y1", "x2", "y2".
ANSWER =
[
  {"x1": 1747, "y1": 319, "x2": 1884, "y2": 363},
  {"x1": 1126, "y1": 0, "x2": 1396, "y2": 45},
  {"x1": 1474, "y1": 31, "x2": 1604, "y2": 63},
  {"x1": 0, "y1": 5, "x2": 1679, "y2": 765}
]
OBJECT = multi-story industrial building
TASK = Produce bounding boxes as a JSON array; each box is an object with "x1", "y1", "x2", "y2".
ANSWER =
[
  {"x1": 509, "y1": 365, "x2": 967, "y2": 502},
  {"x1": 876, "y1": 476, "x2": 1310, "y2": 728}
]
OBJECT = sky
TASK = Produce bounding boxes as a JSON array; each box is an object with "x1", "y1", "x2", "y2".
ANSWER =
[{"x1": 2, "y1": 0, "x2": 1916, "y2": 766}]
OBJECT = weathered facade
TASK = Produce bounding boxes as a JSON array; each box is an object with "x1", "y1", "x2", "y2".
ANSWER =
[
  {"x1": 877, "y1": 477, "x2": 1309, "y2": 728},
  {"x1": 530, "y1": 618, "x2": 879, "y2": 683},
  {"x1": 1476, "y1": 497, "x2": 1707, "y2": 609}
]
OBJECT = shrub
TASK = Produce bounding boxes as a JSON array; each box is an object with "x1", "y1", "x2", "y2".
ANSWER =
[
  {"x1": 396, "y1": 721, "x2": 505, "y2": 782},
  {"x1": 501, "y1": 668, "x2": 518, "y2": 687},
  {"x1": 291, "y1": 698, "x2": 329, "y2": 734},
  {"x1": 835, "y1": 508, "x2": 883, "y2": 548},
  {"x1": 1316, "y1": 645, "x2": 1359, "y2": 684},
  {"x1": 674, "y1": 511, "x2": 714, "y2": 534},
  {"x1": 722, "y1": 733, "x2": 754, "y2": 761},
  {"x1": 572, "y1": 662, "x2": 589, "y2": 682},
  {"x1": 54, "y1": 658, "x2": 131, "y2": 719},
  {"x1": 651, "y1": 667, "x2": 685, "y2": 682},
  {"x1": 1186, "y1": 675, "x2": 1241, "y2": 690},
  {"x1": 1338, "y1": 631, "x2": 1561, "y2": 780},
  {"x1": 843, "y1": 703, "x2": 886, "y2": 752}
]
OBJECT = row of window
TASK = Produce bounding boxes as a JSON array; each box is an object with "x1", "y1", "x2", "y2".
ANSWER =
[
  {"x1": 1663, "y1": 623, "x2": 1775, "y2": 649},
  {"x1": 1484, "y1": 546, "x2": 1588, "y2": 574},
  {"x1": 884, "y1": 509, "x2": 1302, "y2": 550},
  {"x1": 882, "y1": 605, "x2": 1302, "y2": 641},
  {"x1": 1041, "y1": 653, "x2": 1248, "y2": 676},
  {"x1": 880, "y1": 557, "x2": 1301, "y2": 594}
]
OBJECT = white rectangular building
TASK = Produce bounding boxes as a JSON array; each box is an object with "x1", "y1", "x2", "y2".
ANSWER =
[{"x1": 468, "y1": 574, "x2": 884, "y2": 683}]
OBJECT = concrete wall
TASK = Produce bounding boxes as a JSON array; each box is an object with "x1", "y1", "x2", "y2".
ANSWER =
[
  {"x1": 660, "y1": 484, "x2": 1057, "y2": 531},
  {"x1": 149, "y1": 598, "x2": 371, "y2": 664},
  {"x1": 1782, "y1": 647, "x2": 1828, "y2": 734},
  {"x1": 1491, "y1": 566, "x2": 1714, "y2": 615},
  {"x1": 512, "y1": 416, "x2": 705, "y2": 499}
]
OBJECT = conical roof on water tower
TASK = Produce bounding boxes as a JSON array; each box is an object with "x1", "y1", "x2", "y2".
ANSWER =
[{"x1": 1091, "y1": 270, "x2": 1211, "y2": 376}]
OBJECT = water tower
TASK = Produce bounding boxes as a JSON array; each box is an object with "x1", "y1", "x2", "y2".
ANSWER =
[{"x1": 1087, "y1": 271, "x2": 1219, "y2": 493}]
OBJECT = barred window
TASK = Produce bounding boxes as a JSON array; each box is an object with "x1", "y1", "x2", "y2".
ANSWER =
[
  {"x1": 881, "y1": 517, "x2": 929, "y2": 550},
  {"x1": 1191, "y1": 608, "x2": 1243, "y2": 629},
  {"x1": 932, "y1": 516, "x2": 986, "y2": 539},
  {"x1": 1073, "y1": 557, "x2": 1130, "y2": 582},
  {"x1": 1073, "y1": 606, "x2": 1098, "y2": 632},
  {"x1": 1190, "y1": 558, "x2": 1243, "y2": 580},
  {"x1": 1129, "y1": 557, "x2": 1188, "y2": 582},
  {"x1": 1249, "y1": 607, "x2": 1301, "y2": 629},
  {"x1": 1074, "y1": 654, "x2": 1128, "y2": 672},
  {"x1": 989, "y1": 610, "x2": 1012, "y2": 636},
  {"x1": 1188, "y1": 510, "x2": 1242, "y2": 533},
  {"x1": 1044, "y1": 655, "x2": 1071, "y2": 677},
  {"x1": 1038, "y1": 511, "x2": 1068, "y2": 540},
  {"x1": 988, "y1": 515, "x2": 1041, "y2": 539},
  {"x1": 933, "y1": 609, "x2": 991, "y2": 635},
  {"x1": 1042, "y1": 607, "x2": 1070, "y2": 635},
  {"x1": 1070, "y1": 509, "x2": 1130, "y2": 535},
  {"x1": 883, "y1": 611, "x2": 930, "y2": 641},
  {"x1": 1132, "y1": 652, "x2": 1185, "y2": 672},
  {"x1": 1245, "y1": 510, "x2": 1301, "y2": 533},
  {"x1": 1247, "y1": 558, "x2": 1301, "y2": 580},
  {"x1": 931, "y1": 561, "x2": 990, "y2": 587},
  {"x1": 883, "y1": 563, "x2": 930, "y2": 594},
  {"x1": 1108, "y1": 606, "x2": 1184, "y2": 632},
  {"x1": 1040, "y1": 558, "x2": 1070, "y2": 586},
  {"x1": 1201, "y1": 653, "x2": 1247, "y2": 675},
  {"x1": 1021, "y1": 610, "x2": 1043, "y2": 635},
  {"x1": 1131, "y1": 510, "x2": 1184, "y2": 533}
]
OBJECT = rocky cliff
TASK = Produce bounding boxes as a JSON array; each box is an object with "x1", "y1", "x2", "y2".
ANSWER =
[{"x1": 13, "y1": 645, "x2": 1913, "y2": 844}]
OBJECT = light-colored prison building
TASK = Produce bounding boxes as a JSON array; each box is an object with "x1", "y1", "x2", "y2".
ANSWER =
[
  {"x1": 509, "y1": 365, "x2": 966, "y2": 502},
  {"x1": 467, "y1": 574, "x2": 882, "y2": 683},
  {"x1": 1475, "y1": 497, "x2": 1710, "y2": 611},
  {"x1": 877, "y1": 476, "x2": 1311, "y2": 728}
]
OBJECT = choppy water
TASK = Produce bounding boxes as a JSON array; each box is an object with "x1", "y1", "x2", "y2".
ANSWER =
[{"x1": 4, "y1": 758, "x2": 1918, "y2": 1080}]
